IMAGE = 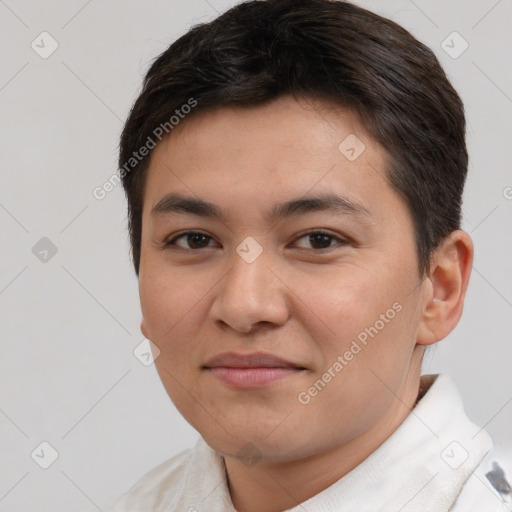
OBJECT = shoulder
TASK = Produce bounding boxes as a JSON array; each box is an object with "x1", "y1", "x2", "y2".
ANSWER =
[
  {"x1": 450, "y1": 451, "x2": 512, "y2": 512},
  {"x1": 107, "y1": 437, "x2": 206, "y2": 511}
]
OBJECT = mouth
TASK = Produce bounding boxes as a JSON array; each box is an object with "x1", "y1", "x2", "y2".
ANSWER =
[{"x1": 203, "y1": 351, "x2": 307, "y2": 388}]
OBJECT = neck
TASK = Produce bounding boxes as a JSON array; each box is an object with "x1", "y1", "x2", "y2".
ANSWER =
[{"x1": 224, "y1": 348, "x2": 424, "y2": 512}]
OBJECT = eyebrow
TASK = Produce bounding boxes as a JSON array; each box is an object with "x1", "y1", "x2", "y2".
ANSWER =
[{"x1": 150, "y1": 192, "x2": 371, "y2": 222}]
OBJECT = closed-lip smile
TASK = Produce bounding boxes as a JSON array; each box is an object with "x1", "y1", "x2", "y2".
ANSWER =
[{"x1": 203, "y1": 351, "x2": 306, "y2": 388}]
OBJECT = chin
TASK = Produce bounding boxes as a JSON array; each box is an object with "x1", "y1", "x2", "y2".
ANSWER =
[{"x1": 199, "y1": 420, "x2": 312, "y2": 463}]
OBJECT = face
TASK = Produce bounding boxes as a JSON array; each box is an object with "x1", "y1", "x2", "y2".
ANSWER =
[{"x1": 138, "y1": 96, "x2": 427, "y2": 463}]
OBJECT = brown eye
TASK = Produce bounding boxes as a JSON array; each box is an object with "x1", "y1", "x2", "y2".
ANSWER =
[
  {"x1": 166, "y1": 231, "x2": 214, "y2": 250},
  {"x1": 308, "y1": 233, "x2": 334, "y2": 249},
  {"x1": 294, "y1": 231, "x2": 347, "y2": 250}
]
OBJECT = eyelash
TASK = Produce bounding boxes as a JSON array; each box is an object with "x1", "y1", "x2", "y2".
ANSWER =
[{"x1": 164, "y1": 230, "x2": 349, "y2": 251}]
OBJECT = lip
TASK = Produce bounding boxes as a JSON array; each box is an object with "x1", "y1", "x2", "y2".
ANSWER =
[
  {"x1": 204, "y1": 351, "x2": 304, "y2": 369},
  {"x1": 203, "y1": 351, "x2": 306, "y2": 388}
]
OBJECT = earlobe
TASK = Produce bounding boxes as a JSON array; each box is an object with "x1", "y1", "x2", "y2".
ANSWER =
[
  {"x1": 417, "y1": 230, "x2": 473, "y2": 346},
  {"x1": 141, "y1": 318, "x2": 150, "y2": 339}
]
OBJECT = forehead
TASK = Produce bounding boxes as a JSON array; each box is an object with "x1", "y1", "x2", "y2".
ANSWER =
[{"x1": 142, "y1": 96, "x2": 399, "y2": 223}]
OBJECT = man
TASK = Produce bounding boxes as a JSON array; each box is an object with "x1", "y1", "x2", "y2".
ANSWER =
[{"x1": 109, "y1": 0, "x2": 509, "y2": 510}]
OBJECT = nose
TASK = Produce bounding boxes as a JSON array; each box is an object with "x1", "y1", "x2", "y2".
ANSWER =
[{"x1": 209, "y1": 251, "x2": 291, "y2": 334}]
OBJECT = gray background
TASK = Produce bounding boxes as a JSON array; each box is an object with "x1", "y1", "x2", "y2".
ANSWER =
[{"x1": 0, "y1": 0, "x2": 510, "y2": 510}]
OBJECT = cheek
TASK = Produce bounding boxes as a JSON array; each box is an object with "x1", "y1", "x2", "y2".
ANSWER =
[
  {"x1": 139, "y1": 260, "x2": 211, "y2": 341},
  {"x1": 140, "y1": 266, "x2": 211, "y2": 406},
  {"x1": 293, "y1": 289, "x2": 417, "y2": 446},
  {"x1": 294, "y1": 262, "x2": 418, "y2": 373},
  {"x1": 293, "y1": 267, "x2": 393, "y2": 344}
]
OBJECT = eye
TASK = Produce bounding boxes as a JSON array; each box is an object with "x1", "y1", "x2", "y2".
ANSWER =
[
  {"x1": 163, "y1": 230, "x2": 348, "y2": 252},
  {"x1": 293, "y1": 231, "x2": 347, "y2": 250},
  {"x1": 165, "y1": 231, "x2": 217, "y2": 250}
]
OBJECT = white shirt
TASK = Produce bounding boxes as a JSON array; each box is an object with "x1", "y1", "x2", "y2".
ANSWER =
[{"x1": 109, "y1": 374, "x2": 509, "y2": 511}]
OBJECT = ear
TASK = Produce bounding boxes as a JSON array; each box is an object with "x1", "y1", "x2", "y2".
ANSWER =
[
  {"x1": 141, "y1": 318, "x2": 150, "y2": 339},
  {"x1": 416, "y1": 230, "x2": 473, "y2": 346}
]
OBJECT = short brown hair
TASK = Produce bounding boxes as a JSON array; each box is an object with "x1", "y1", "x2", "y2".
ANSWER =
[{"x1": 119, "y1": 0, "x2": 467, "y2": 276}]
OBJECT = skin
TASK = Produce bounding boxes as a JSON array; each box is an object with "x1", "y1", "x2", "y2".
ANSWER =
[{"x1": 138, "y1": 96, "x2": 473, "y2": 512}]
